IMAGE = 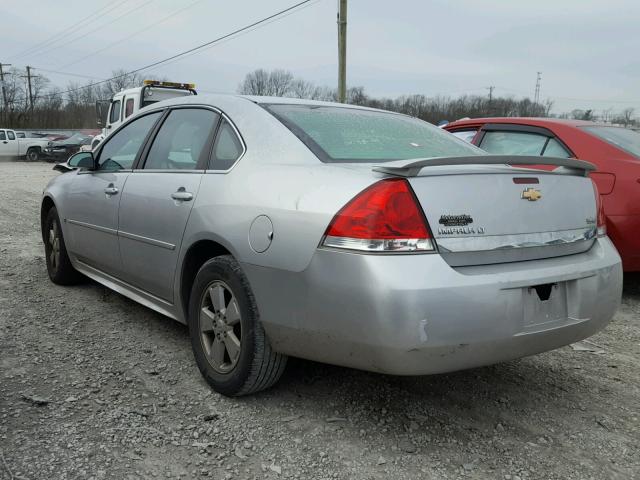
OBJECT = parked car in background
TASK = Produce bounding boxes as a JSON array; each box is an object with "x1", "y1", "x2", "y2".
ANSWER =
[
  {"x1": 43, "y1": 133, "x2": 94, "y2": 162},
  {"x1": 444, "y1": 118, "x2": 640, "y2": 271},
  {"x1": 0, "y1": 128, "x2": 50, "y2": 161},
  {"x1": 41, "y1": 95, "x2": 621, "y2": 396}
]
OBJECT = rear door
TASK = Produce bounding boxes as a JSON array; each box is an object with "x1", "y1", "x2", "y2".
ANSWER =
[
  {"x1": 117, "y1": 107, "x2": 220, "y2": 302},
  {"x1": 65, "y1": 111, "x2": 162, "y2": 276}
]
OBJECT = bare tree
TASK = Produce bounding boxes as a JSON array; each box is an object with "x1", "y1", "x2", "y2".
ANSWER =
[
  {"x1": 267, "y1": 69, "x2": 294, "y2": 97},
  {"x1": 238, "y1": 69, "x2": 271, "y2": 96},
  {"x1": 621, "y1": 107, "x2": 635, "y2": 127}
]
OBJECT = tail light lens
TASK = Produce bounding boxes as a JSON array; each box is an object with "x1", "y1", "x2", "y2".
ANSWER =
[
  {"x1": 322, "y1": 178, "x2": 435, "y2": 252},
  {"x1": 591, "y1": 179, "x2": 606, "y2": 237}
]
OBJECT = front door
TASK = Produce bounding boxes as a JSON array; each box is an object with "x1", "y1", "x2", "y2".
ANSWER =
[
  {"x1": 0, "y1": 130, "x2": 19, "y2": 157},
  {"x1": 118, "y1": 107, "x2": 220, "y2": 302},
  {"x1": 65, "y1": 111, "x2": 163, "y2": 276}
]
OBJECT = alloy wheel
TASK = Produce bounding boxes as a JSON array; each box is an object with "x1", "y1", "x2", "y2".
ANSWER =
[
  {"x1": 48, "y1": 220, "x2": 60, "y2": 273},
  {"x1": 199, "y1": 281, "x2": 242, "y2": 373}
]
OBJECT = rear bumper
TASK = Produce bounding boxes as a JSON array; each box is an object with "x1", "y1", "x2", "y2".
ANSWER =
[{"x1": 245, "y1": 237, "x2": 622, "y2": 375}]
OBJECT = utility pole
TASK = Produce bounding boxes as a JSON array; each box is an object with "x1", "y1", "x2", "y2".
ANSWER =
[
  {"x1": 337, "y1": 0, "x2": 347, "y2": 103},
  {"x1": 486, "y1": 86, "x2": 495, "y2": 114},
  {"x1": 0, "y1": 62, "x2": 11, "y2": 122},
  {"x1": 26, "y1": 65, "x2": 34, "y2": 111},
  {"x1": 534, "y1": 71, "x2": 542, "y2": 104}
]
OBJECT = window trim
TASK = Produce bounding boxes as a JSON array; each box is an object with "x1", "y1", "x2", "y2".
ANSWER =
[{"x1": 207, "y1": 117, "x2": 246, "y2": 173}]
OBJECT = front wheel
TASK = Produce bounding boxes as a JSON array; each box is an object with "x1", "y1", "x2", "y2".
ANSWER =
[
  {"x1": 188, "y1": 255, "x2": 287, "y2": 396},
  {"x1": 26, "y1": 148, "x2": 40, "y2": 162},
  {"x1": 44, "y1": 207, "x2": 83, "y2": 285}
]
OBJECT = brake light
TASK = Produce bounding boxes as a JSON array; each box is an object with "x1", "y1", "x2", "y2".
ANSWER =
[
  {"x1": 591, "y1": 179, "x2": 606, "y2": 237},
  {"x1": 322, "y1": 178, "x2": 435, "y2": 252}
]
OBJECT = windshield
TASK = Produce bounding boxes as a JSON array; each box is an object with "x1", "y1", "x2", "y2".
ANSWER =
[
  {"x1": 582, "y1": 126, "x2": 640, "y2": 158},
  {"x1": 265, "y1": 104, "x2": 481, "y2": 163}
]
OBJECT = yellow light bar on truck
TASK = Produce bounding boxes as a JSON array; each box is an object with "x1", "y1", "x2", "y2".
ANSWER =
[{"x1": 143, "y1": 80, "x2": 196, "y2": 89}]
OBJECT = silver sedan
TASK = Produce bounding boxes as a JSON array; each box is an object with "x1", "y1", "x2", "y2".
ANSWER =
[{"x1": 41, "y1": 95, "x2": 622, "y2": 396}]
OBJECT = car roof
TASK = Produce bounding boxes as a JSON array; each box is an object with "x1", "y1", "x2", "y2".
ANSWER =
[
  {"x1": 152, "y1": 93, "x2": 401, "y2": 116},
  {"x1": 445, "y1": 117, "x2": 606, "y2": 129}
]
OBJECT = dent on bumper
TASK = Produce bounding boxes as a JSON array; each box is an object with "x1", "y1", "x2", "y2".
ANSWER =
[{"x1": 243, "y1": 237, "x2": 622, "y2": 375}]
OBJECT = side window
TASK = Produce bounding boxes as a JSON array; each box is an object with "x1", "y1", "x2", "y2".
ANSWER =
[
  {"x1": 96, "y1": 111, "x2": 162, "y2": 171},
  {"x1": 109, "y1": 100, "x2": 122, "y2": 124},
  {"x1": 542, "y1": 138, "x2": 572, "y2": 158},
  {"x1": 210, "y1": 120, "x2": 243, "y2": 170},
  {"x1": 480, "y1": 131, "x2": 548, "y2": 156},
  {"x1": 144, "y1": 108, "x2": 219, "y2": 170},
  {"x1": 125, "y1": 98, "x2": 134, "y2": 118},
  {"x1": 450, "y1": 129, "x2": 478, "y2": 143},
  {"x1": 7, "y1": 131, "x2": 15, "y2": 140},
  {"x1": 0, "y1": 131, "x2": 6, "y2": 141},
  {"x1": 16, "y1": 132, "x2": 25, "y2": 138}
]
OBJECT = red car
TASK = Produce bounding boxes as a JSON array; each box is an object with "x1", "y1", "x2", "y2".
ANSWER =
[{"x1": 444, "y1": 117, "x2": 640, "y2": 271}]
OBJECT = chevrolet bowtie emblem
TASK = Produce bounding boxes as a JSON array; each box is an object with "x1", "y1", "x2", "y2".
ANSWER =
[{"x1": 521, "y1": 187, "x2": 542, "y2": 201}]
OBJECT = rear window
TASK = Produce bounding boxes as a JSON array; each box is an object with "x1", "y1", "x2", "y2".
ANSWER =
[
  {"x1": 583, "y1": 126, "x2": 640, "y2": 158},
  {"x1": 265, "y1": 104, "x2": 480, "y2": 163}
]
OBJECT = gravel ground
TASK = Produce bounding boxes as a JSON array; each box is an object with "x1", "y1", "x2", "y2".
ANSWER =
[{"x1": 1, "y1": 161, "x2": 639, "y2": 480}]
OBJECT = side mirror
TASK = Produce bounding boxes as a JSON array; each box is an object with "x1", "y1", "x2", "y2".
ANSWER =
[{"x1": 68, "y1": 151, "x2": 95, "y2": 170}]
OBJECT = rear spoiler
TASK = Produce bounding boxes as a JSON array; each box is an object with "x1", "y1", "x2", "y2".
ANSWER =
[{"x1": 372, "y1": 155, "x2": 596, "y2": 177}]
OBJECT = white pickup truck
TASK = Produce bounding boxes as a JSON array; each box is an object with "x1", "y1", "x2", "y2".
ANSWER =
[{"x1": 0, "y1": 129, "x2": 49, "y2": 161}]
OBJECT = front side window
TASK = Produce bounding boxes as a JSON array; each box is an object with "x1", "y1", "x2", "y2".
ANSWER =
[
  {"x1": 109, "y1": 100, "x2": 122, "y2": 124},
  {"x1": 144, "y1": 108, "x2": 219, "y2": 170},
  {"x1": 0, "y1": 131, "x2": 6, "y2": 141},
  {"x1": 480, "y1": 131, "x2": 548, "y2": 156},
  {"x1": 125, "y1": 98, "x2": 134, "y2": 118},
  {"x1": 97, "y1": 111, "x2": 162, "y2": 171},
  {"x1": 7, "y1": 131, "x2": 15, "y2": 140},
  {"x1": 583, "y1": 126, "x2": 640, "y2": 158},
  {"x1": 266, "y1": 104, "x2": 480, "y2": 163},
  {"x1": 210, "y1": 120, "x2": 243, "y2": 170}
]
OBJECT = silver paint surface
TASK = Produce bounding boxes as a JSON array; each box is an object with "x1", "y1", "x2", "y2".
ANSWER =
[{"x1": 42, "y1": 94, "x2": 623, "y2": 376}]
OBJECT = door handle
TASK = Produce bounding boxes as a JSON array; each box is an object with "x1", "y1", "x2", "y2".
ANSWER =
[
  {"x1": 171, "y1": 187, "x2": 193, "y2": 202},
  {"x1": 104, "y1": 184, "x2": 119, "y2": 196}
]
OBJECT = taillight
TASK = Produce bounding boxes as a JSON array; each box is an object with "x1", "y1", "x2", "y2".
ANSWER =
[
  {"x1": 322, "y1": 178, "x2": 435, "y2": 252},
  {"x1": 591, "y1": 179, "x2": 606, "y2": 237}
]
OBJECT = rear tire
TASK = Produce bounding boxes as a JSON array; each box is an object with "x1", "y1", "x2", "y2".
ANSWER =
[
  {"x1": 188, "y1": 255, "x2": 287, "y2": 396},
  {"x1": 44, "y1": 207, "x2": 83, "y2": 285},
  {"x1": 26, "y1": 147, "x2": 40, "y2": 162}
]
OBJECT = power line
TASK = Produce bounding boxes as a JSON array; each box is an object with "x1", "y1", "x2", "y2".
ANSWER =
[
  {"x1": 60, "y1": 0, "x2": 207, "y2": 70},
  {"x1": 34, "y1": 68, "x2": 107, "y2": 81},
  {"x1": 143, "y1": 0, "x2": 322, "y2": 76},
  {"x1": 9, "y1": 0, "x2": 130, "y2": 61},
  {"x1": 36, "y1": 0, "x2": 318, "y2": 100},
  {"x1": 25, "y1": 0, "x2": 154, "y2": 63}
]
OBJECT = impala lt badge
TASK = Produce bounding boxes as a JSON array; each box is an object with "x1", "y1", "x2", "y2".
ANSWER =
[{"x1": 521, "y1": 187, "x2": 542, "y2": 201}]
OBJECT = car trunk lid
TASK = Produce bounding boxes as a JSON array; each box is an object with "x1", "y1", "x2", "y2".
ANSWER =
[{"x1": 373, "y1": 156, "x2": 598, "y2": 266}]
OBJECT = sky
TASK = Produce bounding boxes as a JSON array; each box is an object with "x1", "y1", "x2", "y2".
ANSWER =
[{"x1": 1, "y1": 0, "x2": 639, "y2": 115}]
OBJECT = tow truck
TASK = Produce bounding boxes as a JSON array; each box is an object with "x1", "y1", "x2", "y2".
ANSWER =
[{"x1": 93, "y1": 80, "x2": 197, "y2": 148}]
